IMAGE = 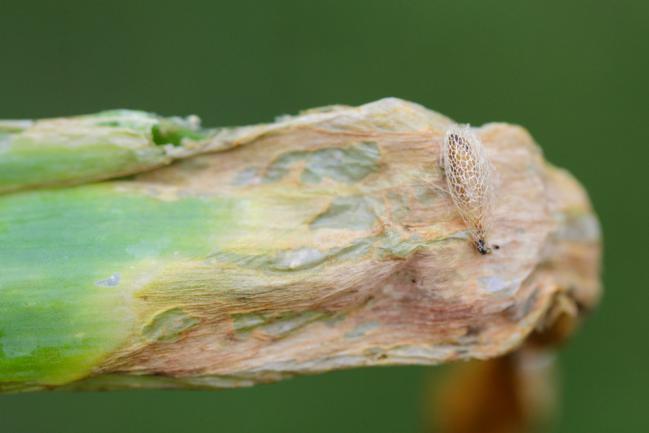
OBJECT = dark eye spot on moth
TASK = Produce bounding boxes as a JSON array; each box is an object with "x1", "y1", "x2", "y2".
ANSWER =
[{"x1": 476, "y1": 239, "x2": 492, "y2": 255}]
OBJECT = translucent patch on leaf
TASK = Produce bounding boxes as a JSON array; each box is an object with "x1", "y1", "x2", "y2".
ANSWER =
[
  {"x1": 271, "y1": 248, "x2": 328, "y2": 271},
  {"x1": 232, "y1": 166, "x2": 262, "y2": 186},
  {"x1": 556, "y1": 213, "x2": 601, "y2": 242},
  {"x1": 260, "y1": 311, "x2": 326, "y2": 338},
  {"x1": 261, "y1": 142, "x2": 380, "y2": 184},
  {"x1": 479, "y1": 276, "x2": 509, "y2": 293},
  {"x1": 231, "y1": 313, "x2": 267, "y2": 332},
  {"x1": 208, "y1": 238, "x2": 374, "y2": 272},
  {"x1": 345, "y1": 321, "x2": 380, "y2": 338},
  {"x1": 143, "y1": 308, "x2": 199, "y2": 343},
  {"x1": 95, "y1": 273, "x2": 121, "y2": 288},
  {"x1": 310, "y1": 196, "x2": 376, "y2": 231},
  {"x1": 231, "y1": 311, "x2": 328, "y2": 339},
  {"x1": 378, "y1": 230, "x2": 426, "y2": 258}
]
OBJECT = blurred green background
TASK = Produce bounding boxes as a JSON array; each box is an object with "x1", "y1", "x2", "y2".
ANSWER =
[{"x1": 0, "y1": 0, "x2": 647, "y2": 432}]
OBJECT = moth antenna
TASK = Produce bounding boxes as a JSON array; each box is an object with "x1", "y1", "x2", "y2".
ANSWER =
[{"x1": 440, "y1": 124, "x2": 494, "y2": 254}]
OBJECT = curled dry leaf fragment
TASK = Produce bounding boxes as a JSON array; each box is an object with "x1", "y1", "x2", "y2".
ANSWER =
[{"x1": 0, "y1": 99, "x2": 601, "y2": 409}]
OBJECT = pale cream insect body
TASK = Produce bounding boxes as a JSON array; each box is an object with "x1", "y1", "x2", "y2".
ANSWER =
[{"x1": 441, "y1": 124, "x2": 495, "y2": 255}]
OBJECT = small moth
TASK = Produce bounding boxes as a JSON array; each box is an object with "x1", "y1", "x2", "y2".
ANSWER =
[{"x1": 441, "y1": 124, "x2": 495, "y2": 255}]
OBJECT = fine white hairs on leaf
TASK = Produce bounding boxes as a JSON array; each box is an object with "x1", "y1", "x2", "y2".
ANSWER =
[{"x1": 441, "y1": 124, "x2": 495, "y2": 254}]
